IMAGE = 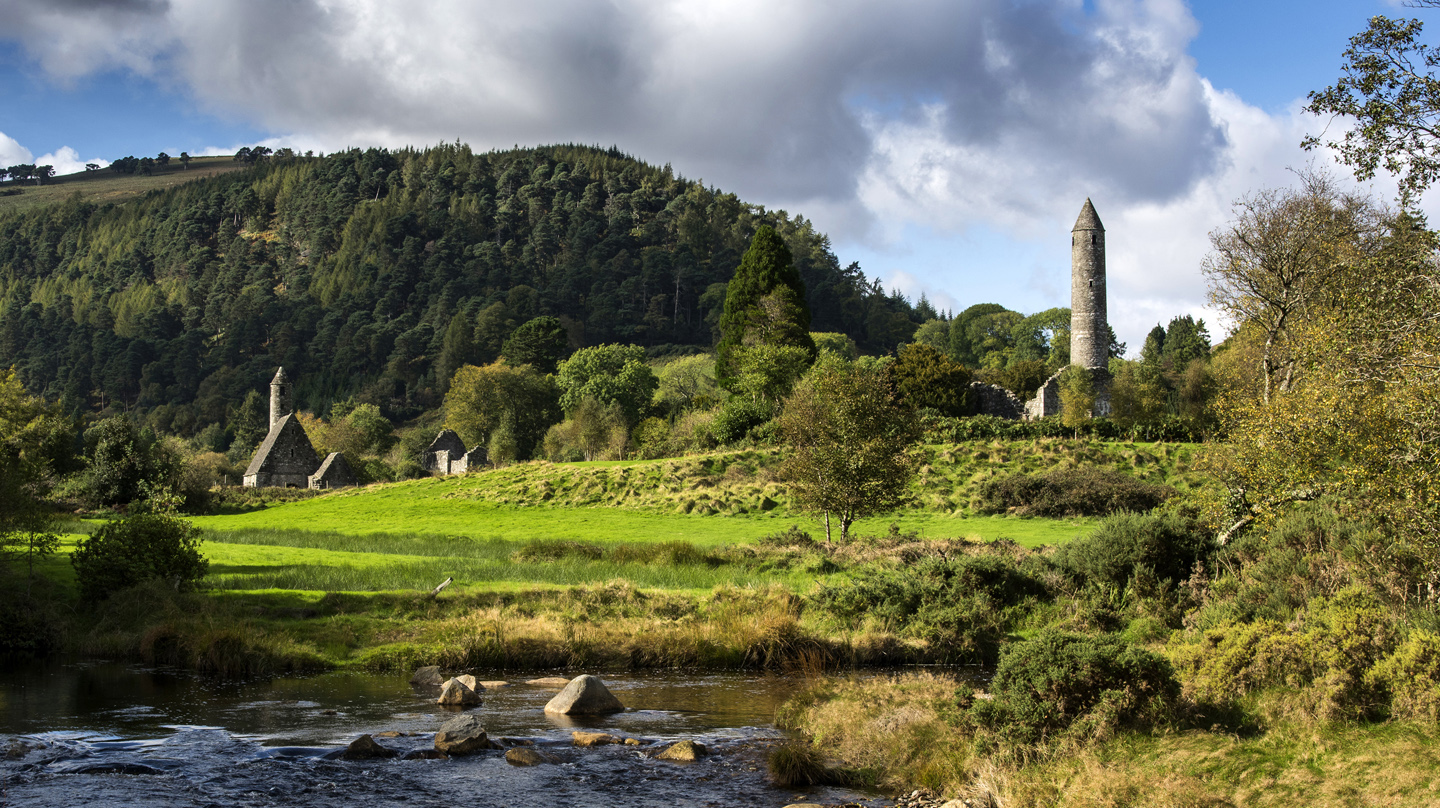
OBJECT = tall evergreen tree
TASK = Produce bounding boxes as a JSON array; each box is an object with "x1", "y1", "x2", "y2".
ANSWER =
[{"x1": 716, "y1": 226, "x2": 815, "y2": 390}]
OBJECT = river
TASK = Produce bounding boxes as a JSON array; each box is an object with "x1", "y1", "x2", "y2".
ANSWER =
[{"x1": 0, "y1": 661, "x2": 888, "y2": 807}]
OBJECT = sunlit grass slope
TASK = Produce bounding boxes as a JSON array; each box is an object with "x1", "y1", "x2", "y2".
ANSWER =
[
  {"x1": 194, "y1": 440, "x2": 1204, "y2": 548},
  {"x1": 0, "y1": 157, "x2": 245, "y2": 213}
]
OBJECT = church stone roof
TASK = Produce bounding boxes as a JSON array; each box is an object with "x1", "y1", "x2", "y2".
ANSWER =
[
  {"x1": 310, "y1": 451, "x2": 357, "y2": 488},
  {"x1": 1073, "y1": 198, "x2": 1104, "y2": 232},
  {"x1": 426, "y1": 428, "x2": 467, "y2": 456},
  {"x1": 244, "y1": 413, "x2": 319, "y2": 477}
]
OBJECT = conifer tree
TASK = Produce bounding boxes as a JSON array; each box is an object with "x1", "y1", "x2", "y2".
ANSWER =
[{"x1": 716, "y1": 226, "x2": 815, "y2": 390}]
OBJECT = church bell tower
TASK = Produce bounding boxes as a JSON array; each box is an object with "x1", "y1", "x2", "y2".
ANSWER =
[
  {"x1": 1070, "y1": 198, "x2": 1107, "y2": 370},
  {"x1": 269, "y1": 367, "x2": 293, "y2": 430}
]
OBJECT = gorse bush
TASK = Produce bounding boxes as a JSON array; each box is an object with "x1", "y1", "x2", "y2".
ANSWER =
[
  {"x1": 811, "y1": 553, "x2": 1051, "y2": 663},
  {"x1": 976, "y1": 468, "x2": 1175, "y2": 518},
  {"x1": 968, "y1": 631, "x2": 1179, "y2": 753},
  {"x1": 70, "y1": 513, "x2": 209, "y2": 603},
  {"x1": 1056, "y1": 511, "x2": 1213, "y2": 589},
  {"x1": 1169, "y1": 587, "x2": 1397, "y2": 722}
]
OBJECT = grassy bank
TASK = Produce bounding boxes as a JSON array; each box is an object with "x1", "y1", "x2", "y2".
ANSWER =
[
  {"x1": 777, "y1": 673, "x2": 1440, "y2": 807},
  {"x1": 19, "y1": 439, "x2": 1210, "y2": 677}
]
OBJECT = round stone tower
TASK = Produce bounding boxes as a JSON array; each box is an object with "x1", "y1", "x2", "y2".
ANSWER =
[
  {"x1": 1069, "y1": 198, "x2": 1107, "y2": 370},
  {"x1": 269, "y1": 367, "x2": 293, "y2": 430}
]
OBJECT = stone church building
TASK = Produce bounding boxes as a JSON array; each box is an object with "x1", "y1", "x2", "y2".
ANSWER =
[{"x1": 242, "y1": 368, "x2": 358, "y2": 489}]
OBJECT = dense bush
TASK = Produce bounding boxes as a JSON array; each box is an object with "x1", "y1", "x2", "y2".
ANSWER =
[
  {"x1": 711, "y1": 397, "x2": 776, "y2": 445},
  {"x1": 1170, "y1": 587, "x2": 1397, "y2": 722},
  {"x1": 968, "y1": 630, "x2": 1179, "y2": 750},
  {"x1": 977, "y1": 468, "x2": 1175, "y2": 518},
  {"x1": 1055, "y1": 511, "x2": 1212, "y2": 588},
  {"x1": 922, "y1": 414, "x2": 1207, "y2": 443},
  {"x1": 812, "y1": 554, "x2": 1051, "y2": 662},
  {"x1": 70, "y1": 513, "x2": 210, "y2": 602}
]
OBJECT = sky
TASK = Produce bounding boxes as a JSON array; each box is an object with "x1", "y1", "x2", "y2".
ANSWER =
[{"x1": 0, "y1": 0, "x2": 1430, "y2": 353}]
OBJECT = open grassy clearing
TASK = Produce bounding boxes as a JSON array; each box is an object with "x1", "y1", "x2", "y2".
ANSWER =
[
  {"x1": 193, "y1": 439, "x2": 1199, "y2": 548},
  {"x1": 0, "y1": 157, "x2": 244, "y2": 213}
]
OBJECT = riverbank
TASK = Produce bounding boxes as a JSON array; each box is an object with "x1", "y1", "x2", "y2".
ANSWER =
[{"x1": 777, "y1": 672, "x2": 1440, "y2": 807}]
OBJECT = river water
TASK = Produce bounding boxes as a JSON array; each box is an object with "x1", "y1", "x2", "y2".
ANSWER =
[{"x1": 0, "y1": 661, "x2": 888, "y2": 808}]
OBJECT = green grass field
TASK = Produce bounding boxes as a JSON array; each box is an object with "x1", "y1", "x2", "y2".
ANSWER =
[{"x1": 0, "y1": 157, "x2": 245, "y2": 213}]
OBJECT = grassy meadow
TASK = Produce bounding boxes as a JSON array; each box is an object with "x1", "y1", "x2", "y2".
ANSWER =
[
  {"x1": 50, "y1": 438, "x2": 1205, "y2": 675},
  {"x1": 0, "y1": 157, "x2": 244, "y2": 213}
]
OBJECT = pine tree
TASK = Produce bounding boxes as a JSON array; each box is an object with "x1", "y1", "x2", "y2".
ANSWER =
[{"x1": 717, "y1": 226, "x2": 815, "y2": 390}]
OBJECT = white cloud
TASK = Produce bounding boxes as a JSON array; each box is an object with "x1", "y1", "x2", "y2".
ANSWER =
[
  {"x1": 34, "y1": 146, "x2": 107, "y2": 176},
  {"x1": 0, "y1": 131, "x2": 33, "y2": 167}
]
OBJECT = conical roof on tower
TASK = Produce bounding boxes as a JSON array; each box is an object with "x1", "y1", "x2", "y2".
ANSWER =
[
  {"x1": 271, "y1": 367, "x2": 288, "y2": 384},
  {"x1": 1073, "y1": 198, "x2": 1104, "y2": 231}
]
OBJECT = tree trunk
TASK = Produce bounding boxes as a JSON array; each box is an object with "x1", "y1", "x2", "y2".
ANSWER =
[{"x1": 824, "y1": 511, "x2": 831, "y2": 543}]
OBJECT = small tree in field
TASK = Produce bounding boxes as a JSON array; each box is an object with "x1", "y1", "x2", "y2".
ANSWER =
[
  {"x1": 70, "y1": 513, "x2": 208, "y2": 603},
  {"x1": 778, "y1": 358, "x2": 922, "y2": 542},
  {"x1": 1059, "y1": 366, "x2": 1095, "y2": 430}
]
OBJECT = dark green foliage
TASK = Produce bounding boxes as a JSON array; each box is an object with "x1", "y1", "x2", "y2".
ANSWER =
[
  {"x1": 976, "y1": 468, "x2": 1175, "y2": 518},
  {"x1": 555, "y1": 344, "x2": 657, "y2": 427},
  {"x1": 1055, "y1": 511, "x2": 1213, "y2": 589},
  {"x1": 0, "y1": 589, "x2": 63, "y2": 655},
  {"x1": 891, "y1": 343, "x2": 975, "y2": 417},
  {"x1": 502, "y1": 316, "x2": 570, "y2": 374},
  {"x1": 757, "y1": 525, "x2": 816, "y2": 548},
  {"x1": 921, "y1": 413, "x2": 1207, "y2": 443},
  {"x1": 0, "y1": 145, "x2": 928, "y2": 434},
  {"x1": 717, "y1": 226, "x2": 816, "y2": 389},
  {"x1": 969, "y1": 631, "x2": 1179, "y2": 749},
  {"x1": 78, "y1": 417, "x2": 164, "y2": 507},
  {"x1": 711, "y1": 397, "x2": 775, "y2": 444},
  {"x1": 812, "y1": 554, "x2": 1051, "y2": 663},
  {"x1": 70, "y1": 513, "x2": 209, "y2": 603}
]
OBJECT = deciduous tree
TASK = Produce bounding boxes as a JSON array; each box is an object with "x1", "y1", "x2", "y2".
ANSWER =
[{"x1": 778, "y1": 358, "x2": 921, "y2": 542}]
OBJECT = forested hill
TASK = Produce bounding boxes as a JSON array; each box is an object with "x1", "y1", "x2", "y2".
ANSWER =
[{"x1": 0, "y1": 144, "x2": 927, "y2": 432}]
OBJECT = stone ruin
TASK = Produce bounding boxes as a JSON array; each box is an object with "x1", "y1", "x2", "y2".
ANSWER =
[
  {"x1": 423, "y1": 428, "x2": 488, "y2": 475},
  {"x1": 242, "y1": 367, "x2": 359, "y2": 489}
]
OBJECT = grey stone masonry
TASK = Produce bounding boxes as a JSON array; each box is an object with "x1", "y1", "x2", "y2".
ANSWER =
[
  {"x1": 1070, "y1": 199, "x2": 1108, "y2": 371},
  {"x1": 243, "y1": 414, "x2": 320, "y2": 488},
  {"x1": 970, "y1": 382, "x2": 1026, "y2": 420},
  {"x1": 269, "y1": 367, "x2": 294, "y2": 431},
  {"x1": 309, "y1": 451, "x2": 358, "y2": 490},
  {"x1": 423, "y1": 429, "x2": 467, "y2": 473}
]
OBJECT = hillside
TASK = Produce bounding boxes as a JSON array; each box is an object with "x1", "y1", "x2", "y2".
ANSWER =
[
  {"x1": 0, "y1": 144, "x2": 927, "y2": 437},
  {"x1": 0, "y1": 157, "x2": 245, "y2": 213}
]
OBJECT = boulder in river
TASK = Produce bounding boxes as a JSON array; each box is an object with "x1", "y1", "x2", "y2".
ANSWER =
[
  {"x1": 571, "y1": 731, "x2": 624, "y2": 747},
  {"x1": 410, "y1": 665, "x2": 444, "y2": 687},
  {"x1": 453, "y1": 674, "x2": 483, "y2": 692},
  {"x1": 526, "y1": 676, "x2": 572, "y2": 687},
  {"x1": 543, "y1": 674, "x2": 624, "y2": 715},
  {"x1": 655, "y1": 740, "x2": 707, "y2": 761},
  {"x1": 433, "y1": 714, "x2": 492, "y2": 756},
  {"x1": 505, "y1": 747, "x2": 557, "y2": 766},
  {"x1": 340, "y1": 734, "x2": 398, "y2": 760},
  {"x1": 436, "y1": 678, "x2": 482, "y2": 708}
]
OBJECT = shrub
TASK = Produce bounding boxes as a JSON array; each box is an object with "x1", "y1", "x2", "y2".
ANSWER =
[
  {"x1": 1367, "y1": 630, "x2": 1440, "y2": 721},
  {"x1": 976, "y1": 468, "x2": 1174, "y2": 518},
  {"x1": 1170, "y1": 587, "x2": 1397, "y2": 721},
  {"x1": 969, "y1": 631, "x2": 1178, "y2": 751},
  {"x1": 712, "y1": 397, "x2": 775, "y2": 444},
  {"x1": 70, "y1": 513, "x2": 209, "y2": 603},
  {"x1": 757, "y1": 526, "x2": 816, "y2": 548},
  {"x1": 811, "y1": 554, "x2": 1050, "y2": 663},
  {"x1": 1056, "y1": 511, "x2": 1212, "y2": 588}
]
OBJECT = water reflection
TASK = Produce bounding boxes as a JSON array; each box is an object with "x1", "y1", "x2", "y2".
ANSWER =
[{"x1": 0, "y1": 661, "x2": 895, "y2": 807}]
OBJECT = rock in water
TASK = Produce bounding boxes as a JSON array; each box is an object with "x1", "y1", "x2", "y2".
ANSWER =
[
  {"x1": 433, "y1": 714, "x2": 492, "y2": 756},
  {"x1": 543, "y1": 674, "x2": 624, "y2": 715},
  {"x1": 505, "y1": 747, "x2": 556, "y2": 766},
  {"x1": 436, "y1": 678, "x2": 482, "y2": 707},
  {"x1": 453, "y1": 674, "x2": 483, "y2": 692},
  {"x1": 571, "y1": 731, "x2": 624, "y2": 747},
  {"x1": 655, "y1": 740, "x2": 707, "y2": 761},
  {"x1": 410, "y1": 665, "x2": 444, "y2": 687},
  {"x1": 526, "y1": 676, "x2": 572, "y2": 687},
  {"x1": 341, "y1": 734, "x2": 398, "y2": 760}
]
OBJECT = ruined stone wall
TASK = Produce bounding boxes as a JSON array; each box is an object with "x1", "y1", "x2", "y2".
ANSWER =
[{"x1": 969, "y1": 382, "x2": 1026, "y2": 420}]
